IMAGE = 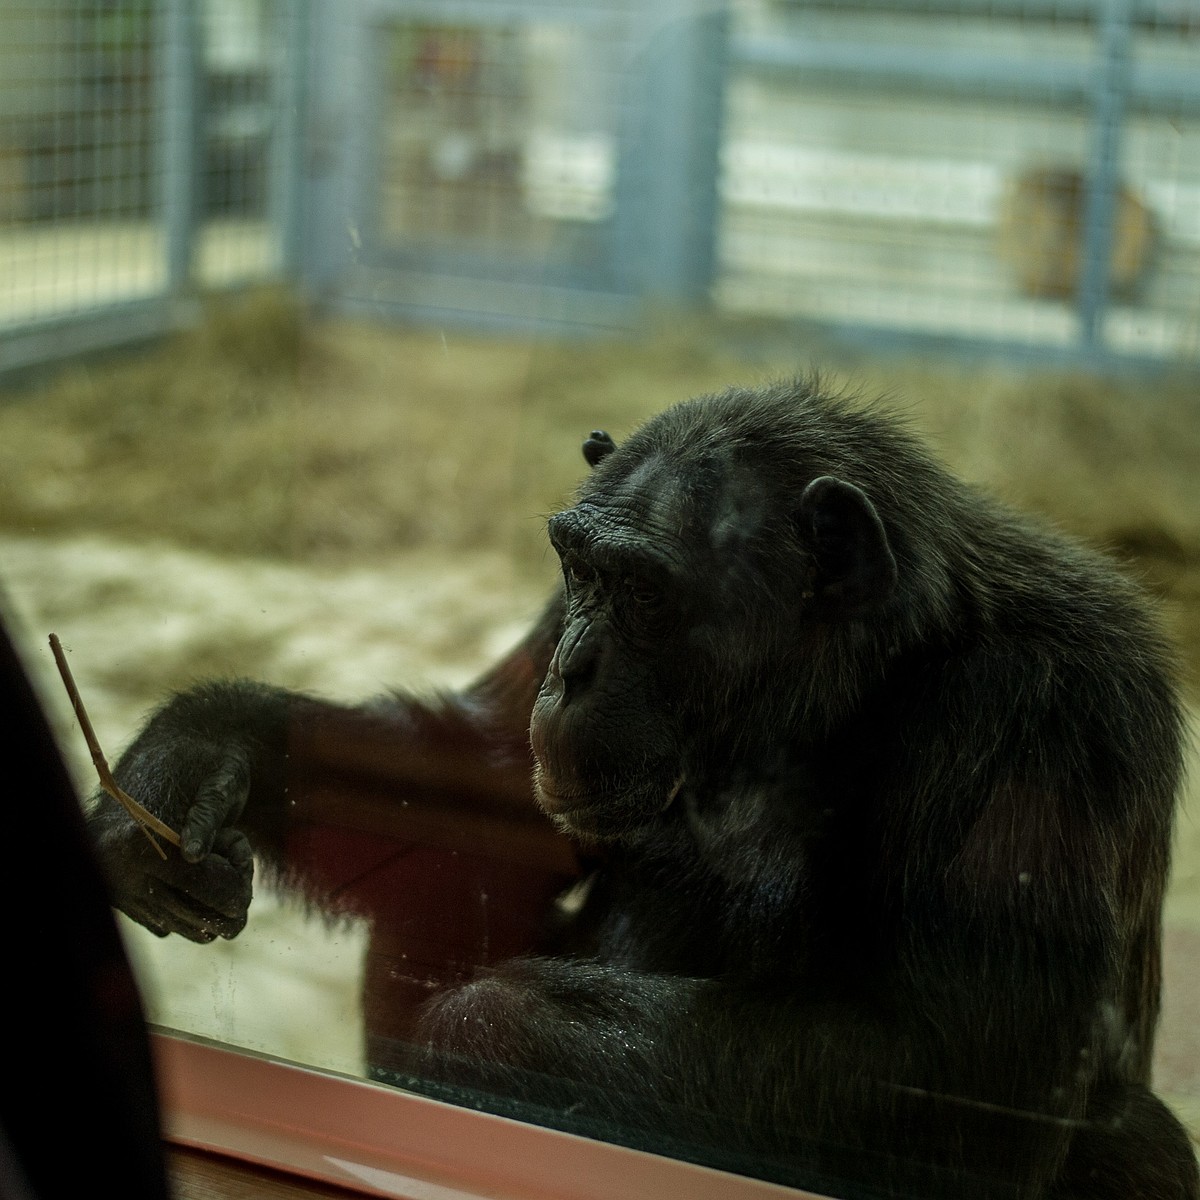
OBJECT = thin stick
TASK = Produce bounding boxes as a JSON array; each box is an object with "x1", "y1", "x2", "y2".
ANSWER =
[{"x1": 49, "y1": 633, "x2": 181, "y2": 860}]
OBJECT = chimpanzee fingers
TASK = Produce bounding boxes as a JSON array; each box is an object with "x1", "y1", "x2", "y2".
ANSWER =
[
  {"x1": 113, "y1": 899, "x2": 172, "y2": 939},
  {"x1": 212, "y1": 825, "x2": 254, "y2": 873},
  {"x1": 114, "y1": 885, "x2": 211, "y2": 941},
  {"x1": 180, "y1": 748, "x2": 251, "y2": 863},
  {"x1": 150, "y1": 861, "x2": 252, "y2": 941},
  {"x1": 131, "y1": 893, "x2": 223, "y2": 943}
]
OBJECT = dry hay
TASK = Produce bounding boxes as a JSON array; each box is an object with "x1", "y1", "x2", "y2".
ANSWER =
[{"x1": 1, "y1": 287, "x2": 1197, "y2": 694}]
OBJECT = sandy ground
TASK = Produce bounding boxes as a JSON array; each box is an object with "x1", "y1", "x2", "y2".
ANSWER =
[{"x1": 2, "y1": 526, "x2": 1198, "y2": 1138}]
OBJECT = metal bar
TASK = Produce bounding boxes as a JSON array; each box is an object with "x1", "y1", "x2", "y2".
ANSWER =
[
  {"x1": 359, "y1": 0, "x2": 638, "y2": 25},
  {"x1": 297, "y1": 0, "x2": 359, "y2": 297},
  {"x1": 346, "y1": 9, "x2": 388, "y2": 267},
  {"x1": 159, "y1": 0, "x2": 201, "y2": 294},
  {"x1": 732, "y1": 34, "x2": 1200, "y2": 115},
  {"x1": 0, "y1": 299, "x2": 194, "y2": 382},
  {"x1": 270, "y1": 0, "x2": 310, "y2": 279},
  {"x1": 1077, "y1": 0, "x2": 1133, "y2": 352},
  {"x1": 332, "y1": 272, "x2": 639, "y2": 336},
  {"x1": 764, "y1": 0, "x2": 1195, "y2": 30},
  {"x1": 615, "y1": 2, "x2": 730, "y2": 304},
  {"x1": 1126, "y1": 62, "x2": 1200, "y2": 117},
  {"x1": 721, "y1": 313, "x2": 1183, "y2": 374}
]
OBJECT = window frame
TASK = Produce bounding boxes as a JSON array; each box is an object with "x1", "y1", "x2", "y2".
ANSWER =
[{"x1": 151, "y1": 1029, "x2": 828, "y2": 1200}]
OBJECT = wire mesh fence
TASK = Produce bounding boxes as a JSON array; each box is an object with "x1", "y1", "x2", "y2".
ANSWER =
[
  {"x1": 0, "y1": 0, "x2": 1197, "y2": 371},
  {"x1": 327, "y1": 5, "x2": 650, "y2": 327},
  {"x1": 0, "y1": 0, "x2": 298, "y2": 371},
  {"x1": 717, "y1": 0, "x2": 1200, "y2": 361}
]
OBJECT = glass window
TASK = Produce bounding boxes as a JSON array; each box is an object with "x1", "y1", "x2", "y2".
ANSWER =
[{"x1": 1, "y1": 2, "x2": 1197, "y2": 1197}]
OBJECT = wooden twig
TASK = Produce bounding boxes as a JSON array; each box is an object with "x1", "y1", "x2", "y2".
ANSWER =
[{"x1": 49, "y1": 633, "x2": 181, "y2": 860}]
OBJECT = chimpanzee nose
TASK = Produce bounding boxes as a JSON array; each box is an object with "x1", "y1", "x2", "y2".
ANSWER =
[{"x1": 549, "y1": 617, "x2": 598, "y2": 703}]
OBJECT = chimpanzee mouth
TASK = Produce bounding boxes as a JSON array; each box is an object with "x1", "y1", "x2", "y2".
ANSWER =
[{"x1": 534, "y1": 767, "x2": 685, "y2": 840}]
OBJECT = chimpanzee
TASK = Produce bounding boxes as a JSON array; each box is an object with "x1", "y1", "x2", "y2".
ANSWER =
[{"x1": 87, "y1": 380, "x2": 1199, "y2": 1199}]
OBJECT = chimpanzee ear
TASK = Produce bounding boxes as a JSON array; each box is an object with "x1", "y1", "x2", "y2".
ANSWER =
[
  {"x1": 797, "y1": 476, "x2": 898, "y2": 616},
  {"x1": 583, "y1": 430, "x2": 616, "y2": 468}
]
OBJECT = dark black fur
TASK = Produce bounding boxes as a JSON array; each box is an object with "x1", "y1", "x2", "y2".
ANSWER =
[{"x1": 88, "y1": 381, "x2": 1198, "y2": 1198}]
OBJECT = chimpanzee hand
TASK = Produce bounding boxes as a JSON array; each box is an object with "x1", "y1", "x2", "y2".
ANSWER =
[
  {"x1": 85, "y1": 681, "x2": 291, "y2": 943},
  {"x1": 87, "y1": 743, "x2": 255, "y2": 942}
]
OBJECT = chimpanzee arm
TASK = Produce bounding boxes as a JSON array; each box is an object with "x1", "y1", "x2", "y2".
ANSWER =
[
  {"x1": 86, "y1": 589, "x2": 567, "y2": 944},
  {"x1": 400, "y1": 852, "x2": 1111, "y2": 1196},
  {"x1": 397, "y1": 633, "x2": 1188, "y2": 1196}
]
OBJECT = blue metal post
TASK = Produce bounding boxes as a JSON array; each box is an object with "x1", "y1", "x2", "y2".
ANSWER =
[
  {"x1": 296, "y1": 0, "x2": 358, "y2": 299},
  {"x1": 615, "y1": 1, "x2": 730, "y2": 306},
  {"x1": 159, "y1": 0, "x2": 201, "y2": 294},
  {"x1": 270, "y1": 0, "x2": 310, "y2": 279},
  {"x1": 1077, "y1": 0, "x2": 1133, "y2": 355}
]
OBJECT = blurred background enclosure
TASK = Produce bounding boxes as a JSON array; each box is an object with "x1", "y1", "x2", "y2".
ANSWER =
[
  {"x1": 0, "y1": 0, "x2": 1199, "y2": 1169},
  {"x1": 1, "y1": 0, "x2": 1200, "y2": 365}
]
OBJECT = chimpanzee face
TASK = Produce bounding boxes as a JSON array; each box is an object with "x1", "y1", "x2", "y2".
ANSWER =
[{"x1": 529, "y1": 409, "x2": 897, "y2": 843}]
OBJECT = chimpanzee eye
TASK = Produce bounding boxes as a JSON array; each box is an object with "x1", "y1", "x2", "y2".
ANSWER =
[
  {"x1": 626, "y1": 579, "x2": 663, "y2": 610},
  {"x1": 567, "y1": 560, "x2": 596, "y2": 587}
]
